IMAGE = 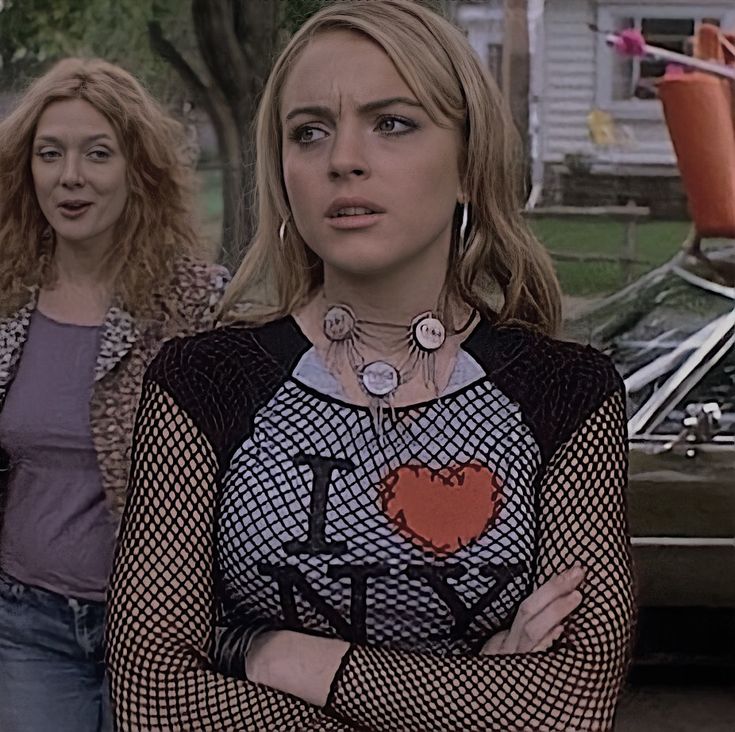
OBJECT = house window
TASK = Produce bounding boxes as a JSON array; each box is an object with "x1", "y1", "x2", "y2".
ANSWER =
[
  {"x1": 597, "y1": 4, "x2": 735, "y2": 116},
  {"x1": 612, "y1": 17, "x2": 697, "y2": 100}
]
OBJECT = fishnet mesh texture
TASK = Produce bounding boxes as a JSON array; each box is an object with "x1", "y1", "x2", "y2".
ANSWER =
[
  {"x1": 107, "y1": 382, "x2": 351, "y2": 731},
  {"x1": 329, "y1": 391, "x2": 634, "y2": 731},
  {"x1": 218, "y1": 377, "x2": 538, "y2": 657},
  {"x1": 107, "y1": 323, "x2": 634, "y2": 731}
]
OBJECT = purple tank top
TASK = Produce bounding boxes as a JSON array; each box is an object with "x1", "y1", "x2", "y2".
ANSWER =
[{"x1": 0, "y1": 310, "x2": 115, "y2": 601}]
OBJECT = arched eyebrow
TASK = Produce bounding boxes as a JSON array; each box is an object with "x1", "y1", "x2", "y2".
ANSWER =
[
  {"x1": 284, "y1": 96, "x2": 422, "y2": 122},
  {"x1": 33, "y1": 133, "x2": 115, "y2": 145}
]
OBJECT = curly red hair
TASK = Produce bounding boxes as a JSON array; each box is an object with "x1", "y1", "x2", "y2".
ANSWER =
[{"x1": 0, "y1": 57, "x2": 204, "y2": 316}]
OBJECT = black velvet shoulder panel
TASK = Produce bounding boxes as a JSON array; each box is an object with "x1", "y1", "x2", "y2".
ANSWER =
[
  {"x1": 463, "y1": 321, "x2": 624, "y2": 462},
  {"x1": 145, "y1": 316, "x2": 624, "y2": 467},
  {"x1": 144, "y1": 317, "x2": 311, "y2": 465}
]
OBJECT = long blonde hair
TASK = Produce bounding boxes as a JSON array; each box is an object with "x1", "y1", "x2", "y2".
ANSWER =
[
  {"x1": 221, "y1": 0, "x2": 561, "y2": 334},
  {"x1": 0, "y1": 57, "x2": 202, "y2": 317}
]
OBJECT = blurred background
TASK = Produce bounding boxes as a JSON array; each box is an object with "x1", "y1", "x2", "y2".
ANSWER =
[{"x1": 1, "y1": 1, "x2": 733, "y2": 729}]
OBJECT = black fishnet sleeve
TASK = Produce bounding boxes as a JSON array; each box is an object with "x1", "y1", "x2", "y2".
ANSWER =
[
  {"x1": 325, "y1": 389, "x2": 635, "y2": 732},
  {"x1": 106, "y1": 378, "x2": 353, "y2": 731}
]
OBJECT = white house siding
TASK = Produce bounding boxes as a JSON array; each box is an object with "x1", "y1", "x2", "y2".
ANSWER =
[
  {"x1": 540, "y1": 0, "x2": 601, "y2": 166},
  {"x1": 454, "y1": 1, "x2": 505, "y2": 80},
  {"x1": 540, "y1": 0, "x2": 735, "y2": 172}
]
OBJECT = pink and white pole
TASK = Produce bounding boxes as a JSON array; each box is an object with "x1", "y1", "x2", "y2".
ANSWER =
[{"x1": 604, "y1": 29, "x2": 735, "y2": 82}]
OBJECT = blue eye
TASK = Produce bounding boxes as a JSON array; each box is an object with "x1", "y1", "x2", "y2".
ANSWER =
[
  {"x1": 376, "y1": 116, "x2": 416, "y2": 136},
  {"x1": 88, "y1": 149, "x2": 111, "y2": 161},
  {"x1": 292, "y1": 126, "x2": 328, "y2": 145},
  {"x1": 36, "y1": 149, "x2": 61, "y2": 161}
]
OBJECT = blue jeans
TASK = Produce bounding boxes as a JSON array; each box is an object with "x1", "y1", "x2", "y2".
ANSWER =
[{"x1": 0, "y1": 570, "x2": 113, "y2": 732}]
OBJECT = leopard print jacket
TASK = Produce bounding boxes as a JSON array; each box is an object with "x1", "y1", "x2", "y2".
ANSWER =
[{"x1": 0, "y1": 256, "x2": 229, "y2": 527}]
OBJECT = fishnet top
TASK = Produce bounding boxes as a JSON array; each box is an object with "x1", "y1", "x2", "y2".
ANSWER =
[{"x1": 107, "y1": 317, "x2": 634, "y2": 731}]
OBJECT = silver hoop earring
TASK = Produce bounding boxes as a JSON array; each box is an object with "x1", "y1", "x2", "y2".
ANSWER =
[
  {"x1": 278, "y1": 219, "x2": 286, "y2": 246},
  {"x1": 458, "y1": 202, "x2": 469, "y2": 255}
]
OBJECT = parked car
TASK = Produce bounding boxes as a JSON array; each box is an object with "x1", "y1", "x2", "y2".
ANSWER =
[{"x1": 568, "y1": 244, "x2": 735, "y2": 667}]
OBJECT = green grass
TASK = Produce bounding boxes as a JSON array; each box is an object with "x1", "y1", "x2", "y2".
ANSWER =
[
  {"x1": 530, "y1": 218, "x2": 692, "y2": 297},
  {"x1": 194, "y1": 169, "x2": 691, "y2": 298},
  {"x1": 195, "y1": 168, "x2": 224, "y2": 247},
  {"x1": 197, "y1": 167, "x2": 223, "y2": 221}
]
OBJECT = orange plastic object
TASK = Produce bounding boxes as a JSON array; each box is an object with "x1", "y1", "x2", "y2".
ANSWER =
[
  {"x1": 724, "y1": 34, "x2": 735, "y2": 65},
  {"x1": 694, "y1": 23, "x2": 725, "y2": 61},
  {"x1": 658, "y1": 71, "x2": 735, "y2": 237}
]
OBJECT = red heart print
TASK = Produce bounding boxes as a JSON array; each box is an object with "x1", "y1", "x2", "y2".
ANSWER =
[{"x1": 379, "y1": 462, "x2": 502, "y2": 555}]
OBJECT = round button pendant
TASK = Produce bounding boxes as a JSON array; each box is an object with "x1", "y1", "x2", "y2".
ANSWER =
[
  {"x1": 412, "y1": 314, "x2": 446, "y2": 351},
  {"x1": 360, "y1": 361, "x2": 399, "y2": 397},
  {"x1": 323, "y1": 305, "x2": 356, "y2": 342}
]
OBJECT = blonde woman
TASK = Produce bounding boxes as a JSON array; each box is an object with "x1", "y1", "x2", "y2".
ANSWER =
[
  {"x1": 0, "y1": 58, "x2": 228, "y2": 732},
  {"x1": 107, "y1": 2, "x2": 635, "y2": 730}
]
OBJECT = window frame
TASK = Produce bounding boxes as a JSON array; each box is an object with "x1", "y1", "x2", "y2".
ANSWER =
[{"x1": 595, "y1": 3, "x2": 735, "y2": 120}]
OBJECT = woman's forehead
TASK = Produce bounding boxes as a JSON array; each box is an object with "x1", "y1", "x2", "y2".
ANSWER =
[
  {"x1": 34, "y1": 98, "x2": 117, "y2": 141},
  {"x1": 280, "y1": 30, "x2": 414, "y2": 115}
]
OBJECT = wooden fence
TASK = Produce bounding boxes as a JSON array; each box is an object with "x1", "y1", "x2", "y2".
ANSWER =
[{"x1": 524, "y1": 202, "x2": 652, "y2": 283}]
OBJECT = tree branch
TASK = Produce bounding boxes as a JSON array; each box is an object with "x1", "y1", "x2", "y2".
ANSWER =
[
  {"x1": 192, "y1": 0, "x2": 249, "y2": 101},
  {"x1": 148, "y1": 19, "x2": 207, "y2": 99},
  {"x1": 232, "y1": 0, "x2": 249, "y2": 49},
  {"x1": 148, "y1": 16, "x2": 239, "y2": 166},
  {"x1": 240, "y1": 0, "x2": 282, "y2": 90}
]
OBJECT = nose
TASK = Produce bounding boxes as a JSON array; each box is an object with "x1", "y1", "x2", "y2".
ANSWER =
[
  {"x1": 328, "y1": 125, "x2": 369, "y2": 181},
  {"x1": 60, "y1": 153, "x2": 85, "y2": 188}
]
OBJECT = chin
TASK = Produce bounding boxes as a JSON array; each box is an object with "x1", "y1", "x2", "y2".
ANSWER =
[
  {"x1": 325, "y1": 255, "x2": 404, "y2": 280},
  {"x1": 53, "y1": 225, "x2": 107, "y2": 248},
  {"x1": 318, "y1": 247, "x2": 413, "y2": 279},
  {"x1": 54, "y1": 229, "x2": 94, "y2": 243}
]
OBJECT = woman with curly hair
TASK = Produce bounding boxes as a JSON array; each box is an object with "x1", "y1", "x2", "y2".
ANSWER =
[
  {"x1": 107, "y1": 1, "x2": 635, "y2": 729},
  {"x1": 0, "y1": 58, "x2": 228, "y2": 732}
]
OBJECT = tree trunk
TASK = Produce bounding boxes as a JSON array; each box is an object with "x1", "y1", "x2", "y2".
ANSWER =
[
  {"x1": 149, "y1": 0, "x2": 283, "y2": 268},
  {"x1": 502, "y1": 0, "x2": 531, "y2": 177}
]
